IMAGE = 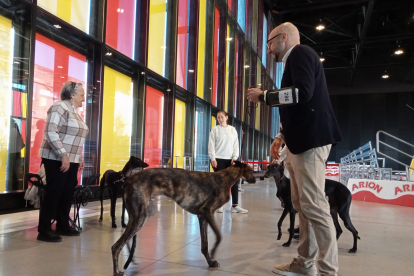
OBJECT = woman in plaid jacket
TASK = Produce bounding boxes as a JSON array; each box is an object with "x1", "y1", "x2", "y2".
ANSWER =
[{"x1": 37, "y1": 81, "x2": 89, "y2": 243}]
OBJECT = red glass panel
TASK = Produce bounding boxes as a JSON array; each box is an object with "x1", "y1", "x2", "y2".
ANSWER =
[
  {"x1": 31, "y1": 34, "x2": 87, "y2": 183},
  {"x1": 144, "y1": 86, "x2": 164, "y2": 168},
  {"x1": 13, "y1": 91, "x2": 21, "y2": 117},
  {"x1": 106, "y1": 0, "x2": 136, "y2": 59},
  {"x1": 176, "y1": 0, "x2": 189, "y2": 89},
  {"x1": 234, "y1": 38, "x2": 238, "y2": 116},
  {"x1": 212, "y1": 7, "x2": 220, "y2": 106}
]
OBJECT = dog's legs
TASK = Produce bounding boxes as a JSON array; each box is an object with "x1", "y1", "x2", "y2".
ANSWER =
[
  {"x1": 112, "y1": 194, "x2": 149, "y2": 276},
  {"x1": 330, "y1": 208, "x2": 343, "y2": 240},
  {"x1": 121, "y1": 187, "x2": 127, "y2": 228},
  {"x1": 198, "y1": 212, "x2": 221, "y2": 267},
  {"x1": 283, "y1": 209, "x2": 296, "y2": 247},
  {"x1": 110, "y1": 186, "x2": 118, "y2": 228},
  {"x1": 99, "y1": 176, "x2": 105, "y2": 222},
  {"x1": 338, "y1": 207, "x2": 360, "y2": 253},
  {"x1": 277, "y1": 208, "x2": 289, "y2": 240},
  {"x1": 198, "y1": 215, "x2": 218, "y2": 267}
]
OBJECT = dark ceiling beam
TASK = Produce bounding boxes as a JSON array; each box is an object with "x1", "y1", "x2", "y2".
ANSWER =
[
  {"x1": 306, "y1": 32, "x2": 414, "y2": 49},
  {"x1": 349, "y1": 0, "x2": 375, "y2": 86},
  {"x1": 272, "y1": 0, "x2": 370, "y2": 15},
  {"x1": 325, "y1": 62, "x2": 414, "y2": 71},
  {"x1": 324, "y1": 17, "x2": 357, "y2": 39},
  {"x1": 293, "y1": 21, "x2": 355, "y2": 38}
]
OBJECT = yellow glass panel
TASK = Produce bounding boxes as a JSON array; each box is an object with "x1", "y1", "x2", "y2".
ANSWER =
[
  {"x1": 148, "y1": 0, "x2": 167, "y2": 76},
  {"x1": 210, "y1": 116, "x2": 216, "y2": 172},
  {"x1": 100, "y1": 66, "x2": 133, "y2": 178},
  {"x1": 225, "y1": 23, "x2": 230, "y2": 112},
  {"x1": 174, "y1": 99, "x2": 186, "y2": 168},
  {"x1": 0, "y1": 16, "x2": 13, "y2": 191},
  {"x1": 196, "y1": 0, "x2": 207, "y2": 98},
  {"x1": 38, "y1": 0, "x2": 90, "y2": 33},
  {"x1": 21, "y1": 92, "x2": 27, "y2": 118}
]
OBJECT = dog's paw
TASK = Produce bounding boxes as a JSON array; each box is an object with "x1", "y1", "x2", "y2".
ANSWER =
[
  {"x1": 99, "y1": 217, "x2": 103, "y2": 222},
  {"x1": 112, "y1": 223, "x2": 118, "y2": 228},
  {"x1": 208, "y1": 260, "x2": 220, "y2": 268},
  {"x1": 121, "y1": 223, "x2": 127, "y2": 228},
  {"x1": 277, "y1": 235, "x2": 282, "y2": 240},
  {"x1": 282, "y1": 242, "x2": 291, "y2": 247},
  {"x1": 348, "y1": 248, "x2": 357, "y2": 253},
  {"x1": 113, "y1": 271, "x2": 124, "y2": 276}
]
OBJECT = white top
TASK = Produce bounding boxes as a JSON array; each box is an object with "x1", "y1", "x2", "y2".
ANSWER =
[
  {"x1": 278, "y1": 146, "x2": 290, "y2": 179},
  {"x1": 208, "y1": 125, "x2": 239, "y2": 161}
]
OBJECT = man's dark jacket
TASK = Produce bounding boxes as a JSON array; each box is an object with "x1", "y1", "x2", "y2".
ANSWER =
[{"x1": 276, "y1": 44, "x2": 342, "y2": 154}]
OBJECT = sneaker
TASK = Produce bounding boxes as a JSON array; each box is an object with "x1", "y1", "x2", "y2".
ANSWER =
[
  {"x1": 238, "y1": 187, "x2": 244, "y2": 192},
  {"x1": 216, "y1": 207, "x2": 224, "y2": 213},
  {"x1": 55, "y1": 227, "x2": 80, "y2": 236},
  {"x1": 37, "y1": 232, "x2": 62, "y2": 243},
  {"x1": 272, "y1": 258, "x2": 317, "y2": 276},
  {"x1": 231, "y1": 205, "x2": 248, "y2": 214}
]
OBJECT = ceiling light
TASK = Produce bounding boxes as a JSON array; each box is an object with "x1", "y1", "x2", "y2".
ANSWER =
[
  {"x1": 14, "y1": 61, "x2": 20, "y2": 64},
  {"x1": 141, "y1": 72, "x2": 145, "y2": 75},
  {"x1": 105, "y1": 52, "x2": 112, "y2": 56},
  {"x1": 226, "y1": 37, "x2": 233, "y2": 41},
  {"x1": 188, "y1": 69, "x2": 194, "y2": 73},
  {"x1": 316, "y1": 18, "x2": 325, "y2": 31},
  {"x1": 166, "y1": 88, "x2": 171, "y2": 92},
  {"x1": 244, "y1": 65, "x2": 250, "y2": 68},
  {"x1": 395, "y1": 49, "x2": 403, "y2": 55},
  {"x1": 97, "y1": 80, "x2": 101, "y2": 82},
  {"x1": 117, "y1": 8, "x2": 124, "y2": 13},
  {"x1": 161, "y1": 46, "x2": 166, "y2": 49},
  {"x1": 320, "y1": 57, "x2": 325, "y2": 62},
  {"x1": 58, "y1": 66, "x2": 63, "y2": 68},
  {"x1": 61, "y1": 76, "x2": 65, "y2": 78},
  {"x1": 382, "y1": 73, "x2": 389, "y2": 79},
  {"x1": 54, "y1": 24, "x2": 61, "y2": 29}
]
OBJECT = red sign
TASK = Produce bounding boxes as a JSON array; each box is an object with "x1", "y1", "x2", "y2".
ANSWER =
[{"x1": 325, "y1": 164, "x2": 339, "y2": 176}]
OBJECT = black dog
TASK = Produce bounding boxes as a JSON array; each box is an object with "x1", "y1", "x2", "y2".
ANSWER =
[
  {"x1": 99, "y1": 156, "x2": 149, "y2": 228},
  {"x1": 111, "y1": 161, "x2": 256, "y2": 276},
  {"x1": 264, "y1": 163, "x2": 360, "y2": 253}
]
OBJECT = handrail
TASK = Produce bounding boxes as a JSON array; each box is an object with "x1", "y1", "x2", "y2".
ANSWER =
[{"x1": 376, "y1": 131, "x2": 414, "y2": 171}]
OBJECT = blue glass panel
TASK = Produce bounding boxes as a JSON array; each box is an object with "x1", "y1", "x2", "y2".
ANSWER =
[{"x1": 237, "y1": 0, "x2": 246, "y2": 32}]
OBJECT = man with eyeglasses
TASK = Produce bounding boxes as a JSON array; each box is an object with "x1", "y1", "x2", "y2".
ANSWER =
[{"x1": 247, "y1": 22, "x2": 342, "y2": 276}]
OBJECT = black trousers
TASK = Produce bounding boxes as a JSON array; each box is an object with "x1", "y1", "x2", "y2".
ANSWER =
[
  {"x1": 38, "y1": 158, "x2": 79, "y2": 233},
  {"x1": 212, "y1": 158, "x2": 239, "y2": 205}
]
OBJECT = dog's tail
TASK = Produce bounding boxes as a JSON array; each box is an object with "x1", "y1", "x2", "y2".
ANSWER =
[{"x1": 123, "y1": 234, "x2": 137, "y2": 269}]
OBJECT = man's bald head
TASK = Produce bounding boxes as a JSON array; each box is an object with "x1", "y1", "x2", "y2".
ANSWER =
[{"x1": 267, "y1": 22, "x2": 300, "y2": 62}]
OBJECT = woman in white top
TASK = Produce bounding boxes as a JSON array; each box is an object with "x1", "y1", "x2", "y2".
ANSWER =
[{"x1": 208, "y1": 110, "x2": 248, "y2": 214}]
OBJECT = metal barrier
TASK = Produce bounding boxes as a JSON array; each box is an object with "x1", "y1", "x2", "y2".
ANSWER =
[{"x1": 376, "y1": 131, "x2": 414, "y2": 181}]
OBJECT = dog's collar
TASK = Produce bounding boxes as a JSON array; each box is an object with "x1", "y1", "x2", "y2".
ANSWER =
[
  {"x1": 113, "y1": 173, "x2": 126, "y2": 184},
  {"x1": 278, "y1": 174, "x2": 285, "y2": 181}
]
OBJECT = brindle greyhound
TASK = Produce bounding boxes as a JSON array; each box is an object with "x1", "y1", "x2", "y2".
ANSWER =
[
  {"x1": 99, "y1": 156, "x2": 149, "y2": 228},
  {"x1": 264, "y1": 163, "x2": 360, "y2": 253},
  {"x1": 111, "y1": 161, "x2": 256, "y2": 276}
]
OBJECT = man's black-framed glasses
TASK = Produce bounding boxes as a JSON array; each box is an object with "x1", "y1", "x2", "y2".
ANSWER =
[{"x1": 267, "y1": 33, "x2": 282, "y2": 48}]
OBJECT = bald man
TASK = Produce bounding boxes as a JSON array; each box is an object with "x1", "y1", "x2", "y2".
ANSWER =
[{"x1": 247, "y1": 23, "x2": 342, "y2": 276}]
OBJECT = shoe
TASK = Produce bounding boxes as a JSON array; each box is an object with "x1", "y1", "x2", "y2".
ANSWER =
[
  {"x1": 231, "y1": 205, "x2": 248, "y2": 214},
  {"x1": 216, "y1": 207, "x2": 224, "y2": 213},
  {"x1": 238, "y1": 187, "x2": 244, "y2": 192},
  {"x1": 37, "y1": 232, "x2": 62, "y2": 243},
  {"x1": 55, "y1": 227, "x2": 80, "y2": 236},
  {"x1": 272, "y1": 258, "x2": 317, "y2": 276}
]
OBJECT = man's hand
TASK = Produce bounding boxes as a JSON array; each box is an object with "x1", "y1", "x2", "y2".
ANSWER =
[
  {"x1": 246, "y1": 87, "x2": 263, "y2": 103},
  {"x1": 211, "y1": 160, "x2": 217, "y2": 168},
  {"x1": 231, "y1": 159, "x2": 237, "y2": 165},
  {"x1": 60, "y1": 155, "x2": 70, "y2": 172},
  {"x1": 79, "y1": 160, "x2": 85, "y2": 171},
  {"x1": 270, "y1": 137, "x2": 283, "y2": 160}
]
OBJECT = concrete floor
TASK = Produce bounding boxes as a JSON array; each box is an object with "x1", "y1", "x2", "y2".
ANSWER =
[{"x1": 1, "y1": 178, "x2": 413, "y2": 276}]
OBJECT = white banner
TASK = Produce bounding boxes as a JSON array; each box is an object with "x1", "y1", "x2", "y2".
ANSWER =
[{"x1": 347, "y1": 178, "x2": 414, "y2": 200}]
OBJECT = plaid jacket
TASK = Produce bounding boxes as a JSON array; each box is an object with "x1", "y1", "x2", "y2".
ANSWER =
[{"x1": 39, "y1": 100, "x2": 89, "y2": 163}]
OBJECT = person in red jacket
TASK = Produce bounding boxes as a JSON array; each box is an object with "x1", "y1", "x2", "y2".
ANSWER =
[{"x1": 247, "y1": 22, "x2": 342, "y2": 276}]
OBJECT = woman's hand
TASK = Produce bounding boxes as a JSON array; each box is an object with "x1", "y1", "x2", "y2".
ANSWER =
[
  {"x1": 211, "y1": 160, "x2": 217, "y2": 168},
  {"x1": 231, "y1": 159, "x2": 236, "y2": 165},
  {"x1": 79, "y1": 160, "x2": 85, "y2": 171},
  {"x1": 60, "y1": 155, "x2": 70, "y2": 172}
]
